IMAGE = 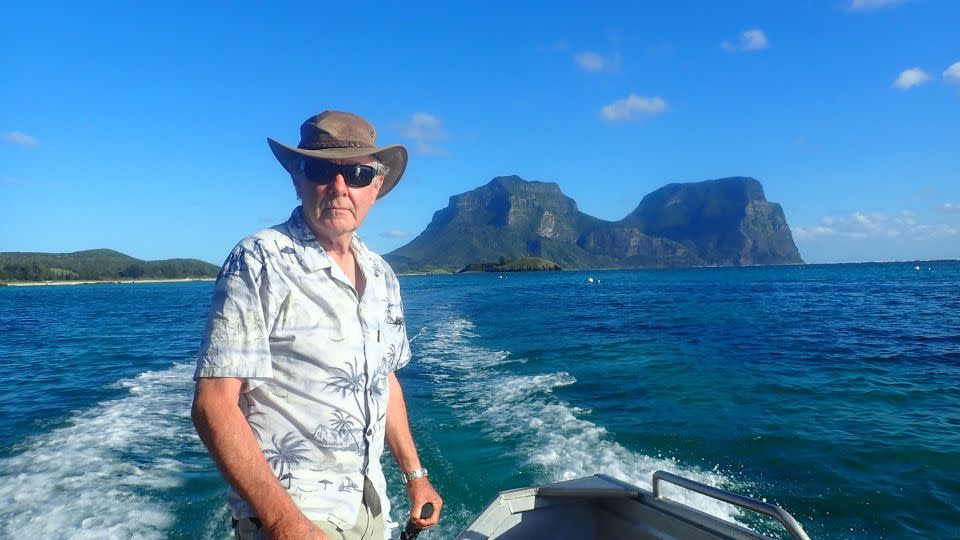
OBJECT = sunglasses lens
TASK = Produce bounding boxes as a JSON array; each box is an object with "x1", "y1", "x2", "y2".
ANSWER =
[
  {"x1": 346, "y1": 165, "x2": 376, "y2": 187},
  {"x1": 302, "y1": 160, "x2": 337, "y2": 184}
]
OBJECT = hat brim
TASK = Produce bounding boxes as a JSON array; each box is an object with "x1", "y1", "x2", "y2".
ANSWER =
[{"x1": 267, "y1": 138, "x2": 408, "y2": 199}]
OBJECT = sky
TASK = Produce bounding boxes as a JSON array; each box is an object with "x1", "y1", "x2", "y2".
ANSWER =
[{"x1": 1, "y1": 0, "x2": 958, "y2": 265}]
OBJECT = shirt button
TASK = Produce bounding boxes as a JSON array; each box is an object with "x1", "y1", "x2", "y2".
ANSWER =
[{"x1": 366, "y1": 428, "x2": 374, "y2": 436}]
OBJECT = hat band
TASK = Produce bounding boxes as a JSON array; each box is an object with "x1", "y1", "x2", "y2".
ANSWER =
[{"x1": 299, "y1": 140, "x2": 374, "y2": 150}]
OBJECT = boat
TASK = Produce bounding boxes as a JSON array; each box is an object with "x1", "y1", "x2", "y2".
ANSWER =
[{"x1": 456, "y1": 470, "x2": 811, "y2": 540}]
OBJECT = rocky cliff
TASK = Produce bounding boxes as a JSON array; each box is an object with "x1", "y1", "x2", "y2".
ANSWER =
[{"x1": 385, "y1": 176, "x2": 803, "y2": 272}]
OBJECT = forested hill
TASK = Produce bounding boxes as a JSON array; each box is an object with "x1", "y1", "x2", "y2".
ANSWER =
[{"x1": 0, "y1": 249, "x2": 219, "y2": 282}]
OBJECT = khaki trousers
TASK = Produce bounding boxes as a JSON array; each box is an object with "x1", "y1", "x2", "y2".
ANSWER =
[{"x1": 234, "y1": 477, "x2": 385, "y2": 540}]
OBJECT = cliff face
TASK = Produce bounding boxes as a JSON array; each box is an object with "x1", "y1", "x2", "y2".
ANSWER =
[
  {"x1": 385, "y1": 176, "x2": 803, "y2": 272},
  {"x1": 622, "y1": 177, "x2": 803, "y2": 266},
  {"x1": 385, "y1": 176, "x2": 607, "y2": 271}
]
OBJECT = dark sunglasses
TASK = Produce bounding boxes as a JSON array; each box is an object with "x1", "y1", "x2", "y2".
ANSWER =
[{"x1": 299, "y1": 159, "x2": 380, "y2": 188}]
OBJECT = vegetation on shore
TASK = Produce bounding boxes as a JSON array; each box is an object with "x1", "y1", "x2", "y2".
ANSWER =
[
  {"x1": 459, "y1": 256, "x2": 562, "y2": 273},
  {"x1": 0, "y1": 249, "x2": 219, "y2": 282}
]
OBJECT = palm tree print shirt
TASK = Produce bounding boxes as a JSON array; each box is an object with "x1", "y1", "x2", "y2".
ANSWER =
[{"x1": 194, "y1": 206, "x2": 411, "y2": 536}]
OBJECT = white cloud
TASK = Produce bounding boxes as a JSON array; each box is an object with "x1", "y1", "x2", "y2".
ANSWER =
[
  {"x1": 574, "y1": 51, "x2": 607, "y2": 72},
  {"x1": 936, "y1": 203, "x2": 960, "y2": 215},
  {"x1": 600, "y1": 95, "x2": 669, "y2": 122},
  {"x1": 381, "y1": 229, "x2": 412, "y2": 239},
  {"x1": 794, "y1": 210, "x2": 957, "y2": 241},
  {"x1": 400, "y1": 113, "x2": 444, "y2": 141},
  {"x1": 849, "y1": 0, "x2": 906, "y2": 11},
  {"x1": 2, "y1": 131, "x2": 38, "y2": 146},
  {"x1": 741, "y1": 30, "x2": 769, "y2": 50},
  {"x1": 573, "y1": 50, "x2": 622, "y2": 73},
  {"x1": 943, "y1": 62, "x2": 960, "y2": 86},
  {"x1": 894, "y1": 67, "x2": 931, "y2": 89},
  {"x1": 397, "y1": 113, "x2": 448, "y2": 156},
  {"x1": 721, "y1": 29, "x2": 768, "y2": 52}
]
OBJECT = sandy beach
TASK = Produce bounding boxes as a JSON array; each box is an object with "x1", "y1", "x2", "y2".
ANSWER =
[{"x1": 1, "y1": 277, "x2": 216, "y2": 287}]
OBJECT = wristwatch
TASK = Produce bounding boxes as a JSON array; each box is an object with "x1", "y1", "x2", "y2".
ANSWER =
[{"x1": 402, "y1": 467, "x2": 428, "y2": 484}]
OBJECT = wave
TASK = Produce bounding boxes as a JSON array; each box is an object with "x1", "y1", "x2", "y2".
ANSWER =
[
  {"x1": 414, "y1": 316, "x2": 745, "y2": 525},
  {"x1": 0, "y1": 363, "x2": 197, "y2": 539}
]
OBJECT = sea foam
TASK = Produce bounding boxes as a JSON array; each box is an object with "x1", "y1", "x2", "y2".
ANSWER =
[
  {"x1": 414, "y1": 316, "x2": 745, "y2": 526},
  {"x1": 0, "y1": 363, "x2": 197, "y2": 538}
]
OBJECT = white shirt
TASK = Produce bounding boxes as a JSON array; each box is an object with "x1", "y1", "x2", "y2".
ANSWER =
[{"x1": 194, "y1": 206, "x2": 411, "y2": 537}]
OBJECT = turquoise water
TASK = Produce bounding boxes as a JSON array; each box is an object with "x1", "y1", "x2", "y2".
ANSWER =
[{"x1": 1, "y1": 263, "x2": 958, "y2": 539}]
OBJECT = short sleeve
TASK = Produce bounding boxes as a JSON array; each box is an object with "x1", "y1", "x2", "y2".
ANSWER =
[
  {"x1": 383, "y1": 264, "x2": 412, "y2": 372},
  {"x1": 194, "y1": 243, "x2": 274, "y2": 382}
]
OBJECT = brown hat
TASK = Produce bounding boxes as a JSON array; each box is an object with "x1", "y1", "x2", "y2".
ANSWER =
[{"x1": 268, "y1": 110, "x2": 408, "y2": 199}]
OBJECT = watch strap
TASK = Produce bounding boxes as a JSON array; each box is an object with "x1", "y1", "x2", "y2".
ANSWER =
[{"x1": 401, "y1": 467, "x2": 428, "y2": 484}]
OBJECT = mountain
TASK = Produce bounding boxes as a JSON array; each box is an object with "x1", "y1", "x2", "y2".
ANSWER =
[
  {"x1": 385, "y1": 176, "x2": 803, "y2": 272},
  {"x1": 0, "y1": 249, "x2": 219, "y2": 282}
]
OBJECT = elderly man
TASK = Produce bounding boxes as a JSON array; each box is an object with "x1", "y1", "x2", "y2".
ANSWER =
[{"x1": 192, "y1": 110, "x2": 442, "y2": 540}]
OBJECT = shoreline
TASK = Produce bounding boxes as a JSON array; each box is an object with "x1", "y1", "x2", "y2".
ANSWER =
[
  {"x1": 1, "y1": 277, "x2": 216, "y2": 287},
  {"x1": 395, "y1": 258, "x2": 960, "y2": 276}
]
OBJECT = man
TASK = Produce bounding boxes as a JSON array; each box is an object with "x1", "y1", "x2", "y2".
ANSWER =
[{"x1": 191, "y1": 110, "x2": 442, "y2": 540}]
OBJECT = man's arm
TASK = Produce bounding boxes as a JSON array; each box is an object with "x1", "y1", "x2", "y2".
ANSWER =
[
  {"x1": 384, "y1": 372, "x2": 443, "y2": 528},
  {"x1": 191, "y1": 377, "x2": 326, "y2": 540}
]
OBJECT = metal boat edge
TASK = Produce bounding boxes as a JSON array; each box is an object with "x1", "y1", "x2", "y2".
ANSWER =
[{"x1": 456, "y1": 470, "x2": 811, "y2": 540}]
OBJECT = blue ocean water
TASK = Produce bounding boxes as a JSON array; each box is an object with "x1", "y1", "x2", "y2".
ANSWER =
[{"x1": 0, "y1": 263, "x2": 958, "y2": 539}]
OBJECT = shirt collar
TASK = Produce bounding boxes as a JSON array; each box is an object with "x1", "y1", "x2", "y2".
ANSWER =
[
  {"x1": 286, "y1": 206, "x2": 379, "y2": 277},
  {"x1": 286, "y1": 206, "x2": 332, "y2": 273},
  {"x1": 351, "y1": 235, "x2": 383, "y2": 281}
]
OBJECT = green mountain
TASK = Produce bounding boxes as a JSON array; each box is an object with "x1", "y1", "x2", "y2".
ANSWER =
[
  {"x1": 0, "y1": 249, "x2": 219, "y2": 282},
  {"x1": 385, "y1": 175, "x2": 803, "y2": 272}
]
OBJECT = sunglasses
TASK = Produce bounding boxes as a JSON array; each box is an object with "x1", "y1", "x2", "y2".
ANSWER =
[{"x1": 299, "y1": 159, "x2": 380, "y2": 188}]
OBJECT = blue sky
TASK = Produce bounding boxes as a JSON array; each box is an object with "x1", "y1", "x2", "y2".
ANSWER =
[{"x1": 2, "y1": 0, "x2": 958, "y2": 265}]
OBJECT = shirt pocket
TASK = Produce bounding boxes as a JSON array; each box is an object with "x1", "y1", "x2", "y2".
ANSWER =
[{"x1": 272, "y1": 289, "x2": 347, "y2": 344}]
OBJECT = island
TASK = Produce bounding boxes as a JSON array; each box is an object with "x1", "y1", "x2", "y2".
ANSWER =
[
  {"x1": 385, "y1": 176, "x2": 803, "y2": 273},
  {"x1": 0, "y1": 249, "x2": 219, "y2": 285},
  {"x1": 459, "y1": 256, "x2": 562, "y2": 273}
]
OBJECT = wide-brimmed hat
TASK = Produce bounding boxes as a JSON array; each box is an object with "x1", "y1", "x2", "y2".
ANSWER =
[{"x1": 268, "y1": 110, "x2": 407, "y2": 199}]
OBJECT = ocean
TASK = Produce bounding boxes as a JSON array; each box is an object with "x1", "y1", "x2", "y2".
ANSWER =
[{"x1": 0, "y1": 262, "x2": 958, "y2": 539}]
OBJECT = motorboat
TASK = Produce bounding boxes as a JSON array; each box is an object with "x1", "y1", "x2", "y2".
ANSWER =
[{"x1": 456, "y1": 470, "x2": 810, "y2": 540}]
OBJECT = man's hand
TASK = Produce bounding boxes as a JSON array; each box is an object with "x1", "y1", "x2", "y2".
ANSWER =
[
  {"x1": 262, "y1": 514, "x2": 328, "y2": 540},
  {"x1": 384, "y1": 372, "x2": 442, "y2": 528},
  {"x1": 406, "y1": 477, "x2": 443, "y2": 528}
]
